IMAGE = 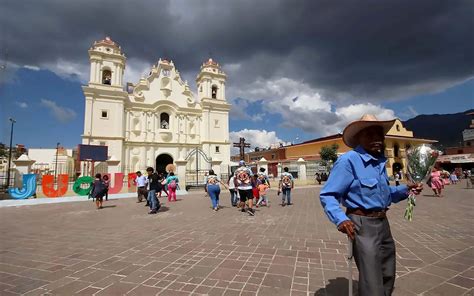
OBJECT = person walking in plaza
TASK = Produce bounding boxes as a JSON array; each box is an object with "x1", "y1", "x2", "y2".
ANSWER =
[
  {"x1": 146, "y1": 167, "x2": 161, "y2": 214},
  {"x1": 450, "y1": 170, "x2": 458, "y2": 184},
  {"x1": 102, "y1": 174, "x2": 110, "y2": 201},
  {"x1": 228, "y1": 174, "x2": 238, "y2": 207},
  {"x1": 157, "y1": 172, "x2": 169, "y2": 199},
  {"x1": 234, "y1": 160, "x2": 255, "y2": 216},
  {"x1": 162, "y1": 172, "x2": 179, "y2": 202},
  {"x1": 251, "y1": 175, "x2": 260, "y2": 205},
  {"x1": 394, "y1": 171, "x2": 401, "y2": 186},
  {"x1": 205, "y1": 169, "x2": 228, "y2": 211},
  {"x1": 135, "y1": 171, "x2": 148, "y2": 203},
  {"x1": 315, "y1": 172, "x2": 322, "y2": 185},
  {"x1": 91, "y1": 173, "x2": 107, "y2": 209},
  {"x1": 319, "y1": 114, "x2": 423, "y2": 296},
  {"x1": 256, "y1": 178, "x2": 269, "y2": 207},
  {"x1": 279, "y1": 167, "x2": 294, "y2": 206},
  {"x1": 430, "y1": 166, "x2": 444, "y2": 197},
  {"x1": 257, "y1": 167, "x2": 271, "y2": 187}
]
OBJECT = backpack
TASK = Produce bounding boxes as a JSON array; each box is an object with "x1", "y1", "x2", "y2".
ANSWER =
[
  {"x1": 169, "y1": 179, "x2": 177, "y2": 190},
  {"x1": 281, "y1": 174, "x2": 292, "y2": 188}
]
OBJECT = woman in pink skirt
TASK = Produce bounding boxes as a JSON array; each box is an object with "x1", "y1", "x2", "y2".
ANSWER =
[{"x1": 431, "y1": 167, "x2": 443, "y2": 197}]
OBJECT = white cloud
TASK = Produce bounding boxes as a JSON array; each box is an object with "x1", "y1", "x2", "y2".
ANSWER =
[
  {"x1": 40, "y1": 99, "x2": 77, "y2": 123},
  {"x1": 123, "y1": 58, "x2": 154, "y2": 85},
  {"x1": 15, "y1": 101, "x2": 28, "y2": 108},
  {"x1": 37, "y1": 57, "x2": 152, "y2": 86},
  {"x1": 23, "y1": 65, "x2": 40, "y2": 71},
  {"x1": 407, "y1": 106, "x2": 419, "y2": 117},
  {"x1": 229, "y1": 77, "x2": 397, "y2": 136},
  {"x1": 230, "y1": 129, "x2": 290, "y2": 154},
  {"x1": 42, "y1": 59, "x2": 90, "y2": 83}
]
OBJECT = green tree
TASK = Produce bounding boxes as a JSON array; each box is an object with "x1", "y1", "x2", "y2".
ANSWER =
[{"x1": 320, "y1": 144, "x2": 339, "y2": 167}]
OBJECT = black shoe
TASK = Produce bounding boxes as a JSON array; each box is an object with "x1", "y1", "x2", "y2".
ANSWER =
[
  {"x1": 248, "y1": 208, "x2": 255, "y2": 216},
  {"x1": 241, "y1": 208, "x2": 246, "y2": 213}
]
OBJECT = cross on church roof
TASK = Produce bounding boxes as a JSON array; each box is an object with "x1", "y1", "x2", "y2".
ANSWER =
[{"x1": 233, "y1": 137, "x2": 251, "y2": 160}]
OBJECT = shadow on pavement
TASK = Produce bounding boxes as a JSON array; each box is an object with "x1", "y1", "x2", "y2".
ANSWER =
[
  {"x1": 313, "y1": 277, "x2": 358, "y2": 296},
  {"x1": 158, "y1": 206, "x2": 170, "y2": 212},
  {"x1": 101, "y1": 205, "x2": 117, "y2": 209}
]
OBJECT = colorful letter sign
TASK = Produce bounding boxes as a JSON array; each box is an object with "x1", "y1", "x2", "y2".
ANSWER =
[
  {"x1": 6, "y1": 173, "x2": 133, "y2": 199},
  {"x1": 8, "y1": 174, "x2": 37, "y2": 199}
]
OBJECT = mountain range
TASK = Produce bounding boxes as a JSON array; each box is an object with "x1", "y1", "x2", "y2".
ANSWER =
[{"x1": 403, "y1": 109, "x2": 473, "y2": 149}]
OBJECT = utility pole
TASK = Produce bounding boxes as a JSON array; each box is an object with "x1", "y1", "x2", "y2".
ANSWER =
[
  {"x1": 5, "y1": 118, "x2": 16, "y2": 189},
  {"x1": 54, "y1": 142, "x2": 60, "y2": 183}
]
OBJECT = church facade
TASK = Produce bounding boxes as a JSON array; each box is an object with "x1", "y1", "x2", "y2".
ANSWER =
[{"x1": 81, "y1": 37, "x2": 231, "y2": 186}]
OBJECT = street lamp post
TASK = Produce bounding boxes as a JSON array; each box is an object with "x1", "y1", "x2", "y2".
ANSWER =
[
  {"x1": 54, "y1": 142, "x2": 60, "y2": 183},
  {"x1": 5, "y1": 118, "x2": 16, "y2": 189}
]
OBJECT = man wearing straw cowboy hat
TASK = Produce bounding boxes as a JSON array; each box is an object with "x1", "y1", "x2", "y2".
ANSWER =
[{"x1": 319, "y1": 114, "x2": 423, "y2": 296}]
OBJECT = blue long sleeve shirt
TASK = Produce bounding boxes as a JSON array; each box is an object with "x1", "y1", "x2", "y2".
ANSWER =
[{"x1": 319, "y1": 146, "x2": 409, "y2": 226}]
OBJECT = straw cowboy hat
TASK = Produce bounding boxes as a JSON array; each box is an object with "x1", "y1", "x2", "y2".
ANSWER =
[{"x1": 342, "y1": 114, "x2": 396, "y2": 148}]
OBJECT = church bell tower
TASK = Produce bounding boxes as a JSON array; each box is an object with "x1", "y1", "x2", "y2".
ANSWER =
[
  {"x1": 196, "y1": 58, "x2": 231, "y2": 173},
  {"x1": 196, "y1": 58, "x2": 226, "y2": 101},
  {"x1": 82, "y1": 37, "x2": 128, "y2": 174},
  {"x1": 88, "y1": 36, "x2": 126, "y2": 88}
]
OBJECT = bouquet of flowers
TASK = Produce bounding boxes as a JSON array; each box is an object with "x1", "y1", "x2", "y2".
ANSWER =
[{"x1": 404, "y1": 144, "x2": 440, "y2": 221}]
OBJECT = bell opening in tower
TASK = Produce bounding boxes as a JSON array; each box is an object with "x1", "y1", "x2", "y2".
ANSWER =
[
  {"x1": 211, "y1": 85, "x2": 218, "y2": 99},
  {"x1": 102, "y1": 69, "x2": 112, "y2": 85}
]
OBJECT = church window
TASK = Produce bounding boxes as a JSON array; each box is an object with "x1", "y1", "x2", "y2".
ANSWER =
[
  {"x1": 160, "y1": 113, "x2": 170, "y2": 129},
  {"x1": 215, "y1": 146, "x2": 220, "y2": 153},
  {"x1": 396, "y1": 124, "x2": 400, "y2": 131},
  {"x1": 102, "y1": 69, "x2": 112, "y2": 85},
  {"x1": 101, "y1": 110, "x2": 108, "y2": 119},
  {"x1": 211, "y1": 85, "x2": 218, "y2": 99}
]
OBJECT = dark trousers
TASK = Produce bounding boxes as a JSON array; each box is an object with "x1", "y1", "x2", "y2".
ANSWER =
[
  {"x1": 137, "y1": 187, "x2": 147, "y2": 202},
  {"x1": 349, "y1": 214, "x2": 396, "y2": 296}
]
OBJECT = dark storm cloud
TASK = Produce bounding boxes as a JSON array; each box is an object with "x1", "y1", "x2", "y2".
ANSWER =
[{"x1": 1, "y1": 0, "x2": 472, "y2": 101}]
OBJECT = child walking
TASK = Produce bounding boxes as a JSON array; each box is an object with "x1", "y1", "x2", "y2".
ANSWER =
[{"x1": 256, "y1": 181, "x2": 269, "y2": 207}]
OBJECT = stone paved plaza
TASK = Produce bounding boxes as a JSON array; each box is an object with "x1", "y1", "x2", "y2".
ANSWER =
[{"x1": 0, "y1": 185, "x2": 472, "y2": 296}]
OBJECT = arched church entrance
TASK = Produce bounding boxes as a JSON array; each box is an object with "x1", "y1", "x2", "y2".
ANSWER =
[{"x1": 156, "y1": 154, "x2": 173, "y2": 174}]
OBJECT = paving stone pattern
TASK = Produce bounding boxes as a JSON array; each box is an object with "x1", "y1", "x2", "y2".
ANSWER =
[{"x1": 0, "y1": 185, "x2": 472, "y2": 295}]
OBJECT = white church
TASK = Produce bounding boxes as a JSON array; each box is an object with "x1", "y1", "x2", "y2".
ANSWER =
[{"x1": 81, "y1": 37, "x2": 231, "y2": 186}]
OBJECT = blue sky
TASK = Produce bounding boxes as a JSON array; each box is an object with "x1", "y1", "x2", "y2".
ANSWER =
[{"x1": 1, "y1": 67, "x2": 472, "y2": 149}]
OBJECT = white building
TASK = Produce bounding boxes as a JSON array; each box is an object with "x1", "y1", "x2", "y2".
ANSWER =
[
  {"x1": 28, "y1": 148, "x2": 75, "y2": 176},
  {"x1": 81, "y1": 37, "x2": 231, "y2": 186}
]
